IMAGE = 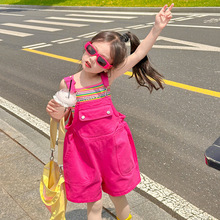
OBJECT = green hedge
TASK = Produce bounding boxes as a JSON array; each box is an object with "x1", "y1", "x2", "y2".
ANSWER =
[{"x1": 1, "y1": 0, "x2": 220, "y2": 7}]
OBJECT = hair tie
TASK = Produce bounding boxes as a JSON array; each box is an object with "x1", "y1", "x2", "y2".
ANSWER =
[{"x1": 120, "y1": 33, "x2": 129, "y2": 42}]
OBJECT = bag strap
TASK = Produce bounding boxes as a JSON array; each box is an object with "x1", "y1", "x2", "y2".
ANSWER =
[
  {"x1": 50, "y1": 117, "x2": 65, "y2": 166},
  {"x1": 57, "y1": 117, "x2": 65, "y2": 166}
]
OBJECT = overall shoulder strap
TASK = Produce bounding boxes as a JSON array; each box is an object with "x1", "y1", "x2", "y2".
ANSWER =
[
  {"x1": 64, "y1": 75, "x2": 77, "y2": 93},
  {"x1": 101, "y1": 72, "x2": 109, "y2": 88}
]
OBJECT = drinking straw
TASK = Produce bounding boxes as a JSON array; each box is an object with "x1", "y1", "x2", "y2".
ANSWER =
[{"x1": 68, "y1": 79, "x2": 72, "y2": 98}]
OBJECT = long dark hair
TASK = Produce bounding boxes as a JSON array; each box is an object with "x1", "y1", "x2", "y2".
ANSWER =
[{"x1": 91, "y1": 31, "x2": 164, "y2": 93}]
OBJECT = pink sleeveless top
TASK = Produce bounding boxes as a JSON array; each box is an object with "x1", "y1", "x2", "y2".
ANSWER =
[{"x1": 64, "y1": 74, "x2": 111, "y2": 115}]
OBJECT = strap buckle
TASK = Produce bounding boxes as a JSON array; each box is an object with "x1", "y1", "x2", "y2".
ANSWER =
[{"x1": 50, "y1": 149, "x2": 55, "y2": 160}]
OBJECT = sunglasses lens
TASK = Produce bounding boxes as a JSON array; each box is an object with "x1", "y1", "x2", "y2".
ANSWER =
[
  {"x1": 97, "y1": 56, "x2": 107, "y2": 67},
  {"x1": 86, "y1": 45, "x2": 96, "y2": 55}
]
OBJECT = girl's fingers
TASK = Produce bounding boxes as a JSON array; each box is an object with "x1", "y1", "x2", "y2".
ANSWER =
[
  {"x1": 162, "y1": 3, "x2": 174, "y2": 13},
  {"x1": 49, "y1": 99, "x2": 61, "y2": 107},
  {"x1": 165, "y1": 11, "x2": 172, "y2": 17},
  {"x1": 168, "y1": 3, "x2": 174, "y2": 11},
  {"x1": 46, "y1": 106, "x2": 57, "y2": 113},
  {"x1": 160, "y1": 4, "x2": 168, "y2": 13}
]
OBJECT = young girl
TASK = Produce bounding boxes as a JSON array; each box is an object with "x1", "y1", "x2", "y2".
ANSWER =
[{"x1": 46, "y1": 4, "x2": 173, "y2": 220}]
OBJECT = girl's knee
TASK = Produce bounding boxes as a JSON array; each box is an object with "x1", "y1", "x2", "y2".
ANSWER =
[
  {"x1": 87, "y1": 199, "x2": 103, "y2": 214},
  {"x1": 109, "y1": 195, "x2": 128, "y2": 206},
  {"x1": 109, "y1": 195, "x2": 131, "y2": 220}
]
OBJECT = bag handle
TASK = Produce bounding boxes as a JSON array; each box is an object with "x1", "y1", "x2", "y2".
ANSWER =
[{"x1": 49, "y1": 117, "x2": 65, "y2": 166}]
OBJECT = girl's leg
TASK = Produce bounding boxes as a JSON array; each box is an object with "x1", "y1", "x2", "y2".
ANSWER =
[
  {"x1": 109, "y1": 195, "x2": 131, "y2": 220},
  {"x1": 87, "y1": 198, "x2": 103, "y2": 220}
]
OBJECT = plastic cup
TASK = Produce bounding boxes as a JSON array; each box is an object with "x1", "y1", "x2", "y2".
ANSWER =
[{"x1": 50, "y1": 89, "x2": 77, "y2": 120}]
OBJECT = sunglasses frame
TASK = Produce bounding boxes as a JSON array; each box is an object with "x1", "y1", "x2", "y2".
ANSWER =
[{"x1": 84, "y1": 41, "x2": 112, "y2": 70}]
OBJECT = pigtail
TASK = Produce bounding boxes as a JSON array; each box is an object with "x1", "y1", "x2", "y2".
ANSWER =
[{"x1": 126, "y1": 32, "x2": 164, "y2": 93}]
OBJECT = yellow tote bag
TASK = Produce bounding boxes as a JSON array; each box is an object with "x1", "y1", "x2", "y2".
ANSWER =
[{"x1": 40, "y1": 117, "x2": 67, "y2": 220}]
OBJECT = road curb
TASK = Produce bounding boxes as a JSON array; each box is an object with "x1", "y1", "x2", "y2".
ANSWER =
[{"x1": 0, "y1": 4, "x2": 220, "y2": 13}]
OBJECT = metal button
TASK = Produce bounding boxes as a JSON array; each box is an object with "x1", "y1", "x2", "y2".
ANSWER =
[
  {"x1": 81, "y1": 115, "x2": 85, "y2": 120},
  {"x1": 107, "y1": 111, "x2": 111, "y2": 115}
]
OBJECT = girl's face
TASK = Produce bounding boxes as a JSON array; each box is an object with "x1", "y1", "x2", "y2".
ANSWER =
[{"x1": 81, "y1": 41, "x2": 113, "y2": 73}]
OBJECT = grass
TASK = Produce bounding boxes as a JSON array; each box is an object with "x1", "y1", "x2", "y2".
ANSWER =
[{"x1": 1, "y1": 0, "x2": 220, "y2": 7}]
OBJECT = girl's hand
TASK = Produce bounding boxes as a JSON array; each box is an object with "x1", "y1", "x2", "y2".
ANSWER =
[
  {"x1": 46, "y1": 99, "x2": 71, "y2": 121},
  {"x1": 46, "y1": 99, "x2": 61, "y2": 115},
  {"x1": 155, "y1": 3, "x2": 174, "y2": 30}
]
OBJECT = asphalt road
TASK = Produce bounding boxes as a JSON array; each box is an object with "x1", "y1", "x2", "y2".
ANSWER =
[{"x1": 0, "y1": 6, "x2": 220, "y2": 219}]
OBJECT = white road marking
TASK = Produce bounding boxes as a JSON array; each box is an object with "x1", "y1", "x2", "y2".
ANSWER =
[
  {"x1": 0, "y1": 12, "x2": 24, "y2": 16},
  {"x1": 46, "y1": 16, "x2": 113, "y2": 23},
  {"x1": 138, "y1": 173, "x2": 218, "y2": 220},
  {"x1": 126, "y1": 24, "x2": 152, "y2": 29},
  {"x1": 1, "y1": 23, "x2": 61, "y2": 32},
  {"x1": 172, "y1": 15, "x2": 207, "y2": 22},
  {"x1": 167, "y1": 24, "x2": 220, "y2": 29},
  {"x1": 51, "y1": 37, "x2": 74, "y2": 43},
  {"x1": 25, "y1": 19, "x2": 88, "y2": 27},
  {"x1": 153, "y1": 36, "x2": 220, "y2": 52},
  {"x1": 102, "y1": 27, "x2": 129, "y2": 32},
  {"x1": 24, "y1": 44, "x2": 52, "y2": 49},
  {"x1": 43, "y1": 9, "x2": 156, "y2": 15},
  {"x1": 66, "y1": 13, "x2": 136, "y2": 19},
  {"x1": 204, "y1": 18, "x2": 220, "y2": 23},
  {"x1": 0, "y1": 28, "x2": 33, "y2": 37},
  {"x1": 22, "y1": 42, "x2": 48, "y2": 48},
  {"x1": 172, "y1": 16, "x2": 186, "y2": 21},
  {"x1": 77, "y1": 32, "x2": 98, "y2": 38},
  {"x1": 22, "y1": 42, "x2": 53, "y2": 49},
  {"x1": 43, "y1": 9, "x2": 220, "y2": 17},
  {"x1": 0, "y1": 96, "x2": 218, "y2": 220},
  {"x1": 57, "y1": 38, "x2": 80, "y2": 44},
  {"x1": 0, "y1": 97, "x2": 50, "y2": 136}
]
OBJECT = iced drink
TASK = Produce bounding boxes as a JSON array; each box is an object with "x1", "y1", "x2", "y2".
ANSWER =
[{"x1": 51, "y1": 89, "x2": 76, "y2": 120}]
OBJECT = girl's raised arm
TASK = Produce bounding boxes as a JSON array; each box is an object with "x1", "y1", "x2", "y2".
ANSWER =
[{"x1": 111, "y1": 4, "x2": 174, "y2": 81}]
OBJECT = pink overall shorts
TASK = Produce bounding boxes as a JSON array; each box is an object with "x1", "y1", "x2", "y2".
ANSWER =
[{"x1": 63, "y1": 73, "x2": 141, "y2": 203}]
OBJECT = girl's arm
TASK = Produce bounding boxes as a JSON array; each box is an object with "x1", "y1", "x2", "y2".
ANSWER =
[{"x1": 110, "y1": 4, "x2": 174, "y2": 82}]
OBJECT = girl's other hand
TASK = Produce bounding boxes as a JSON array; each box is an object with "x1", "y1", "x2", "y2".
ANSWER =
[{"x1": 155, "y1": 3, "x2": 174, "y2": 30}]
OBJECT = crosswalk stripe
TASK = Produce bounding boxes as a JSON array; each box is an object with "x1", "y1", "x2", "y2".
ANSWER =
[
  {"x1": 102, "y1": 27, "x2": 129, "y2": 32},
  {"x1": 0, "y1": 12, "x2": 24, "y2": 16},
  {"x1": 66, "y1": 14, "x2": 136, "y2": 19},
  {"x1": 167, "y1": 24, "x2": 220, "y2": 29},
  {"x1": 26, "y1": 44, "x2": 52, "y2": 49},
  {"x1": 25, "y1": 19, "x2": 88, "y2": 27},
  {"x1": 57, "y1": 39, "x2": 80, "y2": 44},
  {"x1": 0, "y1": 28, "x2": 33, "y2": 37},
  {"x1": 51, "y1": 37, "x2": 80, "y2": 44},
  {"x1": 22, "y1": 43, "x2": 52, "y2": 49},
  {"x1": 22, "y1": 43, "x2": 47, "y2": 48},
  {"x1": 46, "y1": 16, "x2": 113, "y2": 23},
  {"x1": 126, "y1": 24, "x2": 152, "y2": 29},
  {"x1": 51, "y1": 38, "x2": 74, "y2": 43},
  {"x1": 43, "y1": 9, "x2": 156, "y2": 15},
  {"x1": 74, "y1": 10, "x2": 155, "y2": 15},
  {"x1": 1, "y1": 23, "x2": 61, "y2": 32},
  {"x1": 77, "y1": 32, "x2": 97, "y2": 38}
]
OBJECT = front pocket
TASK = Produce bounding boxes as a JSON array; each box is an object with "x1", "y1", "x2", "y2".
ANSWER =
[
  {"x1": 77, "y1": 105, "x2": 117, "y2": 138},
  {"x1": 63, "y1": 133, "x2": 96, "y2": 185},
  {"x1": 115, "y1": 124, "x2": 135, "y2": 176}
]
